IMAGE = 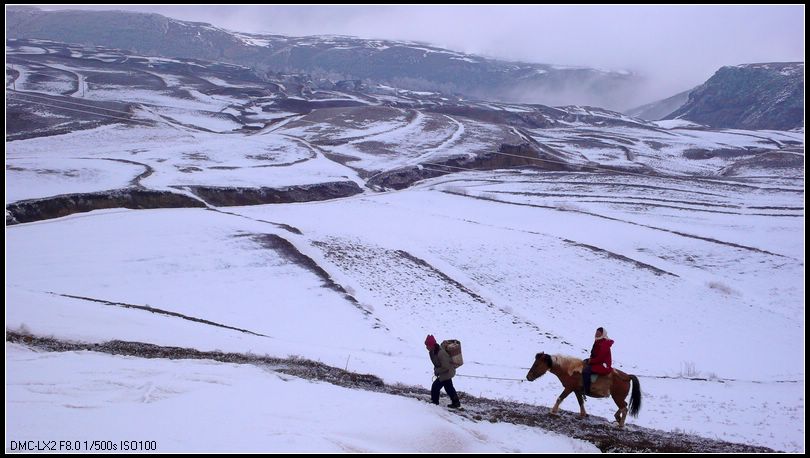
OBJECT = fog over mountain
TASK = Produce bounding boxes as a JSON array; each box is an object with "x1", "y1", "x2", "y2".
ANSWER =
[{"x1": 32, "y1": 5, "x2": 804, "y2": 109}]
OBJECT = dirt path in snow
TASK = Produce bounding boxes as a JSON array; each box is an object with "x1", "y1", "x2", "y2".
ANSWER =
[
  {"x1": 7, "y1": 331, "x2": 774, "y2": 452},
  {"x1": 89, "y1": 157, "x2": 154, "y2": 187}
]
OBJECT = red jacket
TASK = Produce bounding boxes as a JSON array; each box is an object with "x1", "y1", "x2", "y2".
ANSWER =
[{"x1": 589, "y1": 338, "x2": 613, "y2": 375}]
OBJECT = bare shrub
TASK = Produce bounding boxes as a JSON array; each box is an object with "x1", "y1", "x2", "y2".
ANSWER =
[
  {"x1": 707, "y1": 281, "x2": 738, "y2": 296},
  {"x1": 445, "y1": 185, "x2": 468, "y2": 195},
  {"x1": 679, "y1": 361, "x2": 699, "y2": 378},
  {"x1": 555, "y1": 202, "x2": 584, "y2": 212}
]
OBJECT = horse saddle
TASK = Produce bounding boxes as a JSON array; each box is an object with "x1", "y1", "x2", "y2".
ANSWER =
[{"x1": 589, "y1": 373, "x2": 612, "y2": 397}]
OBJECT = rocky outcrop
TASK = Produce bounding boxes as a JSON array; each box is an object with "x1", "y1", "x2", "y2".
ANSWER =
[
  {"x1": 664, "y1": 63, "x2": 804, "y2": 130},
  {"x1": 6, "y1": 182, "x2": 365, "y2": 224},
  {"x1": 6, "y1": 189, "x2": 205, "y2": 224},
  {"x1": 186, "y1": 181, "x2": 363, "y2": 206}
]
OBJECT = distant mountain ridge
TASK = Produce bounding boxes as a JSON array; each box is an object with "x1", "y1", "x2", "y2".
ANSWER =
[
  {"x1": 6, "y1": 6, "x2": 640, "y2": 110},
  {"x1": 624, "y1": 89, "x2": 693, "y2": 121},
  {"x1": 661, "y1": 63, "x2": 804, "y2": 130}
]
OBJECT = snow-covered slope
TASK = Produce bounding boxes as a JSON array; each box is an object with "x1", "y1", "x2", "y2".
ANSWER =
[
  {"x1": 7, "y1": 171, "x2": 804, "y2": 451},
  {"x1": 664, "y1": 63, "x2": 804, "y2": 130},
  {"x1": 5, "y1": 38, "x2": 805, "y2": 452},
  {"x1": 8, "y1": 344, "x2": 596, "y2": 452}
]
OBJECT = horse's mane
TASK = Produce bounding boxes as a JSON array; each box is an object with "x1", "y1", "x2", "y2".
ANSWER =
[{"x1": 551, "y1": 354, "x2": 585, "y2": 377}]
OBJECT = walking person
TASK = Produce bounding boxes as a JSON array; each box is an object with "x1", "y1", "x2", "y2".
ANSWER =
[{"x1": 425, "y1": 334, "x2": 461, "y2": 408}]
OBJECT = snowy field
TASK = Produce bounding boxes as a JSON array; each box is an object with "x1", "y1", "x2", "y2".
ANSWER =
[
  {"x1": 274, "y1": 107, "x2": 522, "y2": 173},
  {"x1": 6, "y1": 124, "x2": 363, "y2": 192},
  {"x1": 6, "y1": 157, "x2": 141, "y2": 203},
  {"x1": 6, "y1": 172, "x2": 804, "y2": 451}
]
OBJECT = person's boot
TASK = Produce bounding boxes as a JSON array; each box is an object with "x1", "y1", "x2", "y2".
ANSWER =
[{"x1": 448, "y1": 397, "x2": 461, "y2": 409}]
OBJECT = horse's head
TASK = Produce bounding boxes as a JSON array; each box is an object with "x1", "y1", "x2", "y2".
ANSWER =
[{"x1": 526, "y1": 352, "x2": 553, "y2": 381}]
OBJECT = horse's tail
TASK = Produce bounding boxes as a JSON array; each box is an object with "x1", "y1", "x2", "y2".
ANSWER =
[{"x1": 628, "y1": 375, "x2": 642, "y2": 418}]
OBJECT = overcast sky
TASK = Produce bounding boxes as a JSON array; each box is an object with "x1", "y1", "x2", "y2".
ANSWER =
[{"x1": 39, "y1": 5, "x2": 804, "y2": 101}]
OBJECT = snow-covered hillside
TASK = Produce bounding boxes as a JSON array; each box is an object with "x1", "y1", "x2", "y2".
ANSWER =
[
  {"x1": 5, "y1": 38, "x2": 804, "y2": 452},
  {"x1": 8, "y1": 344, "x2": 597, "y2": 452},
  {"x1": 6, "y1": 7, "x2": 643, "y2": 111}
]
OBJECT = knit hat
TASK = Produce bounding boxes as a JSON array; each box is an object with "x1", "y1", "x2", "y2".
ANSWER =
[{"x1": 425, "y1": 334, "x2": 437, "y2": 347}]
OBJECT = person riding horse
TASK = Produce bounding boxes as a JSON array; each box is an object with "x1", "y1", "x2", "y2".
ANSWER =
[
  {"x1": 525, "y1": 348, "x2": 641, "y2": 427},
  {"x1": 582, "y1": 327, "x2": 613, "y2": 396}
]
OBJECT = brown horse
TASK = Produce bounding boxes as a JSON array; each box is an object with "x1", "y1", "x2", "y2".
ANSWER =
[{"x1": 526, "y1": 352, "x2": 641, "y2": 427}]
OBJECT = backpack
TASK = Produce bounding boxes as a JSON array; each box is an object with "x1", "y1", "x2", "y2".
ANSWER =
[{"x1": 441, "y1": 339, "x2": 464, "y2": 368}]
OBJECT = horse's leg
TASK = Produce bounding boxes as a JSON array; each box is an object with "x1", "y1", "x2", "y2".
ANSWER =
[
  {"x1": 574, "y1": 391, "x2": 587, "y2": 418},
  {"x1": 550, "y1": 388, "x2": 573, "y2": 415},
  {"x1": 611, "y1": 387, "x2": 628, "y2": 427}
]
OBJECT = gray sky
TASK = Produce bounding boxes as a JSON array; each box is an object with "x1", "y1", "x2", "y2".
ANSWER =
[{"x1": 39, "y1": 5, "x2": 805, "y2": 103}]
